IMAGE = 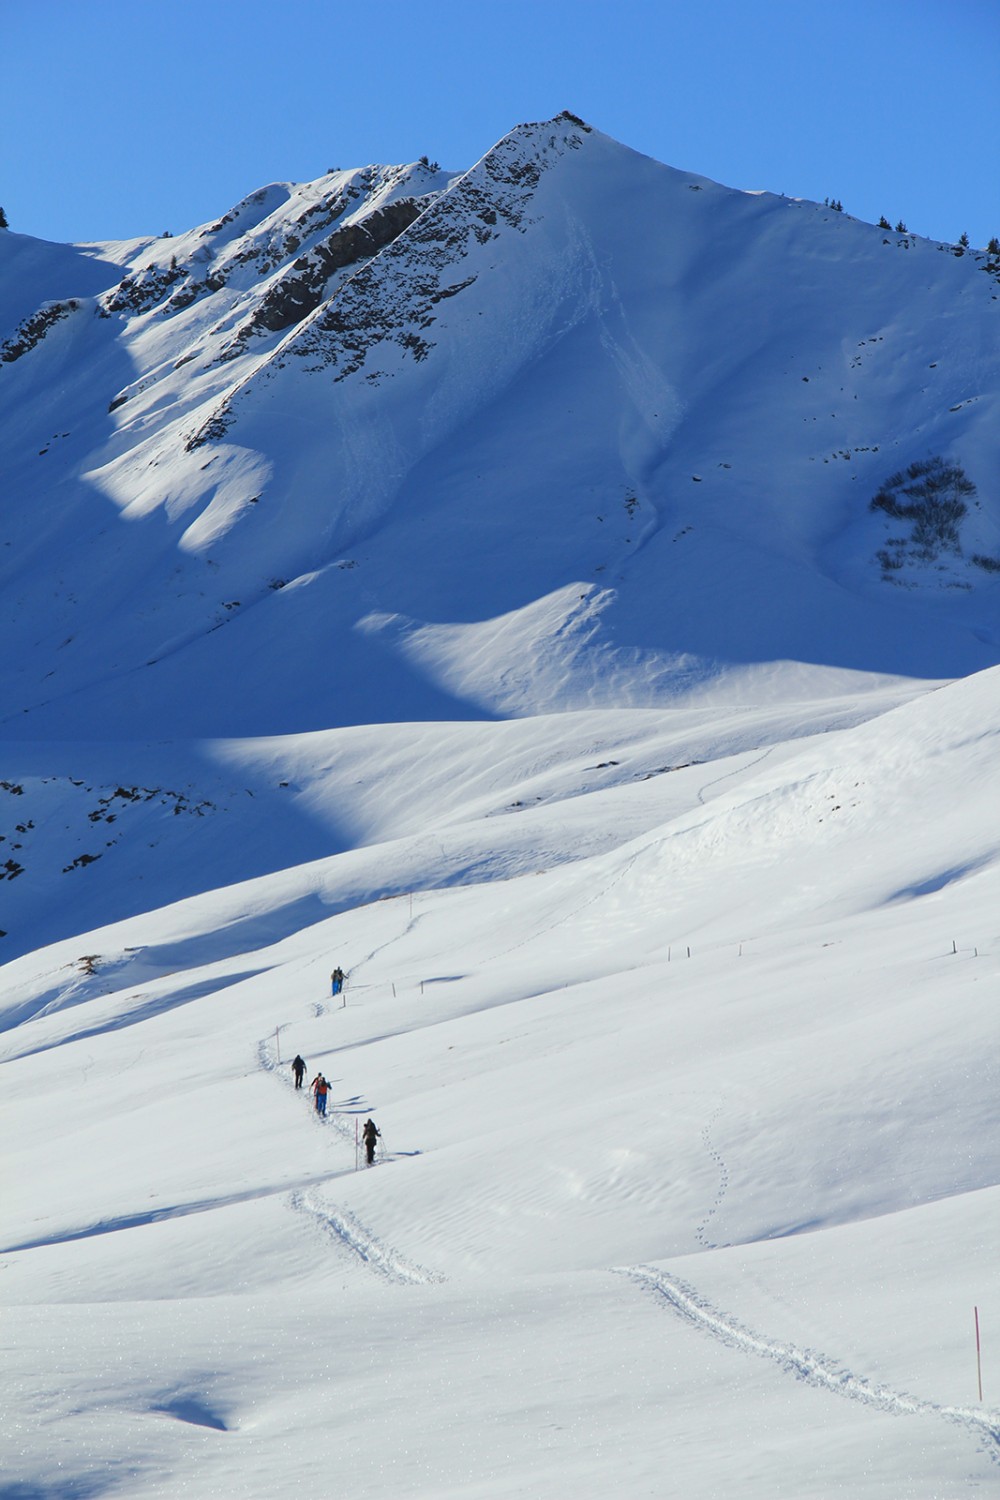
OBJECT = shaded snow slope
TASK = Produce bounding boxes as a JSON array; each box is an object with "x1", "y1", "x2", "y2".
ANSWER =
[{"x1": 1, "y1": 115, "x2": 998, "y2": 741}]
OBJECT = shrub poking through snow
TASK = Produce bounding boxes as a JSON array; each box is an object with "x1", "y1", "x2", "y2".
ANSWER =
[{"x1": 870, "y1": 456, "x2": 976, "y2": 574}]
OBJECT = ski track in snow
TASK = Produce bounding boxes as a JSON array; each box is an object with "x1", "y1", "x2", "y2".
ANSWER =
[
  {"x1": 623, "y1": 1266, "x2": 1000, "y2": 1465},
  {"x1": 289, "y1": 1191, "x2": 443, "y2": 1285},
  {"x1": 696, "y1": 746, "x2": 774, "y2": 806}
]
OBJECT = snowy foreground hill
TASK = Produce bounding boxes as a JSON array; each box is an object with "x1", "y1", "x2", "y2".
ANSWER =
[{"x1": 2, "y1": 114, "x2": 1000, "y2": 1497}]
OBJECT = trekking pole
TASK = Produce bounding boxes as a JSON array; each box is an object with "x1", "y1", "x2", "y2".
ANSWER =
[{"x1": 355, "y1": 1118, "x2": 359, "y2": 1172}]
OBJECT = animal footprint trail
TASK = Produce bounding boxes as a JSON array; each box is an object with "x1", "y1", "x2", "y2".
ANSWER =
[
  {"x1": 624, "y1": 1266, "x2": 1000, "y2": 1466},
  {"x1": 694, "y1": 1112, "x2": 730, "y2": 1251}
]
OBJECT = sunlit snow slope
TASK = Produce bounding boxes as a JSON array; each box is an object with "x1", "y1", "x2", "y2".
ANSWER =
[{"x1": 2, "y1": 114, "x2": 999, "y2": 1500}]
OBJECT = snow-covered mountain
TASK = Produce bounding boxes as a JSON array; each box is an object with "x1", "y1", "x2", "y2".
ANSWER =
[
  {"x1": 2, "y1": 116, "x2": 999, "y2": 1498},
  {"x1": 2, "y1": 113, "x2": 998, "y2": 744}
]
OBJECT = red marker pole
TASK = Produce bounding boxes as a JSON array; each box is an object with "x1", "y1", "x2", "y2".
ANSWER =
[{"x1": 976, "y1": 1307, "x2": 983, "y2": 1402}]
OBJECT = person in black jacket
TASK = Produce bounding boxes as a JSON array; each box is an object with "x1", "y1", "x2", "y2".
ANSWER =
[
  {"x1": 292, "y1": 1055, "x2": 306, "y2": 1090},
  {"x1": 362, "y1": 1117, "x2": 380, "y2": 1164}
]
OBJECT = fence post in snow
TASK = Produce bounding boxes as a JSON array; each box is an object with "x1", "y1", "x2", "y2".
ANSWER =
[{"x1": 976, "y1": 1306, "x2": 983, "y2": 1402}]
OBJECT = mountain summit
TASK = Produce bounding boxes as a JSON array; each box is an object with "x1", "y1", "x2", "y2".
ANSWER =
[{"x1": 1, "y1": 112, "x2": 998, "y2": 741}]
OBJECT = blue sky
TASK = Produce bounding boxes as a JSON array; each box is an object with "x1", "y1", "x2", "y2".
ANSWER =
[{"x1": 3, "y1": 0, "x2": 998, "y2": 247}]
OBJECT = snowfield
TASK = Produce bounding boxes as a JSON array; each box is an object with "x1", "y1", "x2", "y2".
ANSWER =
[{"x1": 2, "y1": 114, "x2": 999, "y2": 1498}]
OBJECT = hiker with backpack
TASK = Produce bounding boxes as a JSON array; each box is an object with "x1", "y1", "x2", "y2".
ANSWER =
[
  {"x1": 362, "y1": 1117, "x2": 380, "y2": 1164},
  {"x1": 292, "y1": 1055, "x2": 306, "y2": 1090},
  {"x1": 311, "y1": 1074, "x2": 330, "y2": 1116}
]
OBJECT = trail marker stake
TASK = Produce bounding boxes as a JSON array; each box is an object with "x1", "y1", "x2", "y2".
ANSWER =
[{"x1": 976, "y1": 1306, "x2": 983, "y2": 1402}]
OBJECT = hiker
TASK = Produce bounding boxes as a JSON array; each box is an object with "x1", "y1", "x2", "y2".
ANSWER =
[
  {"x1": 362, "y1": 1117, "x2": 380, "y2": 1164},
  {"x1": 311, "y1": 1074, "x2": 330, "y2": 1116},
  {"x1": 331, "y1": 966, "x2": 345, "y2": 996},
  {"x1": 292, "y1": 1055, "x2": 306, "y2": 1090}
]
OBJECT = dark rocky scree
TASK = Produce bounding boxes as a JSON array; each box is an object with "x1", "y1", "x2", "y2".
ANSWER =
[
  {"x1": 226, "y1": 194, "x2": 431, "y2": 347},
  {"x1": 100, "y1": 178, "x2": 382, "y2": 326},
  {"x1": 0, "y1": 779, "x2": 219, "y2": 892},
  {"x1": 1, "y1": 300, "x2": 81, "y2": 364},
  {"x1": 103, "y1": 260, "x2": 186, "y2": 316}
]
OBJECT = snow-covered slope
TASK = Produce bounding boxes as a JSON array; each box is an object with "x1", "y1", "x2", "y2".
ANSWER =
[
  {"x1": 2, "y1": 115, "x2": 999, "y2": 1498},
  {"x1": 1, "y1": 113, "x2": 998, "y2": 745},
  {"x1": 3, "y1": 668, "x2": 999, "y2": 1497}
]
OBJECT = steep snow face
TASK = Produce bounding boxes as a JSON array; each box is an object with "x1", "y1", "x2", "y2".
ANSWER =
[{"x1": 0, "y1": 113, "x2": 998, "y2": 742}]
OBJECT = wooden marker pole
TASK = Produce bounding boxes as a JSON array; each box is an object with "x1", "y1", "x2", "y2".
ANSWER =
[{"x1": 976, "y1": 1306, "x2": 983, "y2": 1402}]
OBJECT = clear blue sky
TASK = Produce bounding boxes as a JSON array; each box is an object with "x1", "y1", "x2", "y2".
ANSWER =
[{"x1": 3, "y1": 0, "x2": 998, "y2": 247}]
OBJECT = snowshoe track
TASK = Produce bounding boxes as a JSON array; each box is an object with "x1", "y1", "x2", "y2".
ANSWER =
[
  {"x1": 624, "y1": 1266, "x2": 1000, "y2": 1464},
  {"x1": 290, "y1": 1191, "x2": 443, "y2": 1285}
]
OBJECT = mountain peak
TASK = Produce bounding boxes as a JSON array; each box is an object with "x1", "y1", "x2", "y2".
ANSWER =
[{"x1": 0, "y1": 119, "x2": 997, "y2": 742}]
